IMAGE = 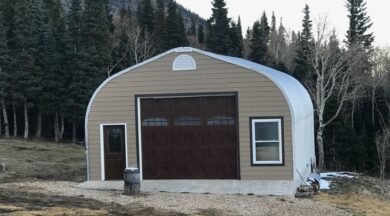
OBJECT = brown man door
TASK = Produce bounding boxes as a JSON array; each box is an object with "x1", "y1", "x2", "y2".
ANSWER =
[
  {"x1": 141, "y1": 95, "x2": 238, "y2": 179},
  {"x1": 103, "y1": 125, "x2": 126, "y2": 180}
]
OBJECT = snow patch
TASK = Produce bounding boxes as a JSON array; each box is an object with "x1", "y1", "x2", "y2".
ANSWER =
[
  {"x1": 319, "y1": 172, "x2": 357, "y2": 190},
  {"x1": 320, "y1": 172, "x2": 357, "y2": 179},
  {"x1": 320, "y1": 179, "x2": 331, "y2": 190}
]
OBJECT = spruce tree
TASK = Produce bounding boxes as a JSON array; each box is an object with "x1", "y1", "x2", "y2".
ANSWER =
[
  {"x1": 71, "y1": 0, "x2": 112, "y2": 140},
  {"x1": 31, "y1": 0, "x2": 50, "y2": 138},
  {"x1": 345, "y1": 0, "x2": 374, "y2": 50},
  {"x1": 68, "y1": 0, "x2": 82, "y2": 52},
  {"x1": 249, "y1": 12, "x2": 270, "y2": 65},
  {"x1": 198, "y1": 24, "x2": 204, "y2": 44},
  {"x1": 154, "y1": 0, "x2": 168, "y2": 51},
  {"x1": 166, "y1": 0, "x2": 187, "y2": 49},
  {"x1": 13, "y1": 0, "x2": 34, "y2": 138},
  {"x1": 66, "y1": 0, "x2": 83, "y2": 142},
  {"x1": 177, "y1": 11, "x2": 189, "y2": 46},
  {"x1": 0, "y1": 2, "x2": 10, "y2": 138},
  {"x1": 138, "y1": 0, "x2": 155, "y2": 34},
  {"x1": 228, "y1": 18, "x2": 243, "y2": 57},
  {"x1": 206, "y1": 0, "x2": 232, "y2": 54},
  {"x1": 235, "y1": 17, "x2": 243, "y2": 57},
  {"x1": 189, "y1": 17, "x2": 197, "y2": 36},
  {"x1": 294, "y1": 4, "x2": 313, "y2": 82},
  {"x1": 249, "y1": 21, "x2": 261, "y2": 63}
]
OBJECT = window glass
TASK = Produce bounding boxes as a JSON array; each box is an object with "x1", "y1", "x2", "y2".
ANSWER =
[
  {"x1": 142, "y1": 117, "x2": 168, "y2": 126},
  {"x1": 255, "y1": 142, "x2": 280, "y2": 161},
  {"x1": 207, "y1": 116, "x2": 235, "y2": 125},
  {"x1": 174, "y1": 116, "x2": 200, "y2": 126},
  {"x1": 255, "y1": 122, "x2": 278, "y2": 141},
  {"x1": 251, "y1": 119, "x2": 282, "y2": 164},
  {"x1": 107, "y1": 126, "x2": 124, "y2": 153}
]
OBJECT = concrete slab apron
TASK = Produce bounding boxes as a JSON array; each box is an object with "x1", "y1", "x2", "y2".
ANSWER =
[{"x1": 76, "y1": 180, "x2": 299, "y2": 196}]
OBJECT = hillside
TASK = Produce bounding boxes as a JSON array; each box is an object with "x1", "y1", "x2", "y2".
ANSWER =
[
  {"x1": 109, "y1": 0, "x2": 207, "y2": 28},
  {"x1": 61, "y1": 0, "x2": 207, "y2": 29},
  {"x1": 0, "y1": 139, "x2": 85, "y2": 183}
]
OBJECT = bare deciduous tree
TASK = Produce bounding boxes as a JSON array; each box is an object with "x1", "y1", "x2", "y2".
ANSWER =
[
  {"x1": 126, "y1": 22, "x2": 155, "y2": 65},
  {"x1": 107, "y1": 17, "x2": 155, "y2": 77},
  {"x1": 371, "y1": 47, "x2": 390, "y2": 180},
  {"x1": 370, "y1": 48, "x2": 390, "y2": 125},
  {"x1": 376, "y1": 126, "x2": 390, "y2": 181},
  {"x1": 308, "y1": 17, "x2": 363, "y2": 169}
]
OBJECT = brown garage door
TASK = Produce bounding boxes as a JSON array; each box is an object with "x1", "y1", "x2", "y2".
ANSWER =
[{"x1": 141, "y1": 95, "x2": 238, "y2": 179}]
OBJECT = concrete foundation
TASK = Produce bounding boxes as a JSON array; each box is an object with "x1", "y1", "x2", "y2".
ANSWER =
[{"x1": 76, "y1": 180, "x2": 299, "y2": 196}]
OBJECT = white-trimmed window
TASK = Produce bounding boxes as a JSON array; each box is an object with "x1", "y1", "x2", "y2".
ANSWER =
[{"x1": 251, "y1": 118, "x2": 283, "y2": 165}]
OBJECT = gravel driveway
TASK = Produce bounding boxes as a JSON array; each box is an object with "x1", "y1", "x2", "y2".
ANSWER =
[{"x1": 0, "y1": 181, "x2": 351, "y2": 216}]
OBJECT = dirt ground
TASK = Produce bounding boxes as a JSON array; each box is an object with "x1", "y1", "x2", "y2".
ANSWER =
[
  {"x1": 0, "y1": 139, "x2": 389, "y2": 215},
  {"x1": 0, "y1": 181, "x2": 351, "y2": 216},
  {"x1": 0, "y1": 184, "x2": 184, "y2": 216}
]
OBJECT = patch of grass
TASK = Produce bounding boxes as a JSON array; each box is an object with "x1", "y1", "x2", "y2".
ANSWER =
[
  {"x1": 314, "y1": 192, "x2": 390, "y2": 216},
  {"x1": 0, "y1": 139, "x2": 86, "y2": 183}
]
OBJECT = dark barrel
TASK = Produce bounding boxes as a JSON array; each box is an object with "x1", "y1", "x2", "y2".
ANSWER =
[{"x1": 123, "y1": 168, "x2": 140, "y2": 196}]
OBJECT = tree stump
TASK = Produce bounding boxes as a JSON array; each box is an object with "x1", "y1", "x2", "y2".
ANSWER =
[{"x1": 123, "y1": 168, "x2": 140, "y2": 196}]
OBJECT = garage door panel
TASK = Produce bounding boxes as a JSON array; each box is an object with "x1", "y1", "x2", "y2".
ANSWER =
[{"x1": 141, "y1": 96, "x2": 238, "y2": 179}]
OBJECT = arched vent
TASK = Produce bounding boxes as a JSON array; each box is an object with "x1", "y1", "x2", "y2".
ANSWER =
[{"x1": 172, "y1": 54, "x2": 197, "y2": 71}]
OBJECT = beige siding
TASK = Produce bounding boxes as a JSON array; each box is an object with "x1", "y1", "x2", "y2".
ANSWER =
[{"x1": 87, "y1": 52, "x2": 293, "y2": 181}]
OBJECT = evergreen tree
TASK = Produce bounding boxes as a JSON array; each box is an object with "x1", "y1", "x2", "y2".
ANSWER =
[
  {"x1": 228, "y1": 17, "x2": 243, "y2": 57},
  {"x1": 236, "y1": 17, "x2": 243, "y2": 57},
  {"x1": 177, "y1": 11, "x2": 189, "y2": 46},
  {"x1": 270, "y1": 12, "x2": 276, "y2": 33},
  {"x1": 68, "y1": 0, "x2": 82, "y2": 52},
  {"x1": 249, "y1": 21, "x2": 261, "y2": 63},
  {"x1": 12, "y1": 0, "x2": 34, "y2": 138},
  {"x1": 42, "y1": 0, "x2": 71, "y2": 141},
  {"x1": 66, "y1": 0, "x2": 83, "y2": 142},
  {"x1": 189, "y1": 17, "x2": 197, "y2": 36},
  {"x1": 166, "y1": 0, "x2": 187, "y2": 49},
  {"x1": 154, "y1": 0, "x2": 167, "y2": 51},
  {"x1": 80, "y1": 0, "x2": 111, "y2": 86},
  {"x1": 249, "y1": 12, "x2": 270, "y2": 65},
  {"x1": 71, "y1": 0, "x2": 112, "y2": 140},
  {"x1": 2, "y1": 1, "x2": 16, "y2": 50},
  {"x1": 345, "y1": 0, "x2": 374, "y2": 50},
  {"x1": 138, "y1": 0, "x2": 155, "y2": 34},
  {"x1": 198, "y1": 24, "x2": 204, "y2": 44},
  {"x1": 206, "y1": 0, "x2": 232, "y2": 54},
  {"x1": 0, "y1": 2, "x2": 11, "y2": 138},
  {"x1": 294, "y1": 4, "x2": 313, "y2": 82},
  {"x1": 31, "y1": 0, "x2": 50, "y2": 138}
]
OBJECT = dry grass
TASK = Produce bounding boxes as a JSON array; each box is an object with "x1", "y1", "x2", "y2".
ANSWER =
[
  {"x1": 0, "y1": 139, "x2": 86, "y2": 183},
  {"x1": 5, "y1": 207, "x2": 108, "y2": 216},
  {"x1": 314, "y1": 192, "x2": 390, "y2": 216}
]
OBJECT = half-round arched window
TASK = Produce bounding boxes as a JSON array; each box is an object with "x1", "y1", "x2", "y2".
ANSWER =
[{"x1": 172, "y1": 54, "x2": 197, "y2": 71}]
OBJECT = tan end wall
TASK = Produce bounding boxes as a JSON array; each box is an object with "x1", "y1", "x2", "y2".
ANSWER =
[{"x1": 87, "y1": 52, "x2": 293, "y2": 181}]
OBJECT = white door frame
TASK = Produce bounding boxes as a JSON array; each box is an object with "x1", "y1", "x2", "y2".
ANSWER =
[{"x1": 100, "y1": 123, "x2": 128, "y2": 181}]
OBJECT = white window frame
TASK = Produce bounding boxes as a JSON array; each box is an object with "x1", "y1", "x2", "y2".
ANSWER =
[
  {"x1": 100, "y1": 123, "x2": 128, "y2": 181},
  {"x1": 251, "y1": 118, "x2": 283, "y2": 165}
]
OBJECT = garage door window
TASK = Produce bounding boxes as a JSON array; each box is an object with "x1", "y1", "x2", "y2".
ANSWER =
[
  {"x1": 251, "y1": 118, "x2": 283, "y2": 165},
  {"x1": 174, "y1": 116, "x2": 200, "y2": 126},
  {"x1": 142, "y1": 117, "x2": 168, "y2": 126},
  {"x1": 208, "y1": 116, "x2": 235, "y2": 125}
]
